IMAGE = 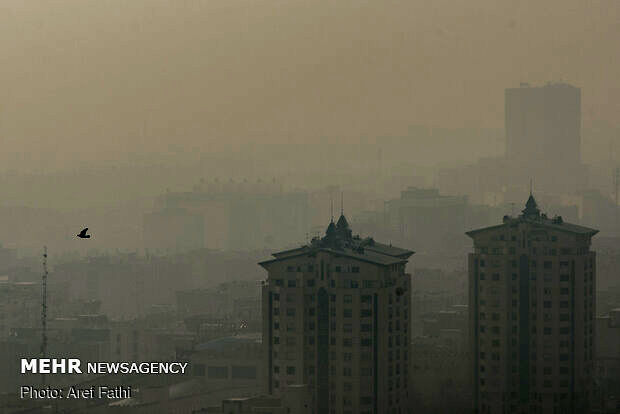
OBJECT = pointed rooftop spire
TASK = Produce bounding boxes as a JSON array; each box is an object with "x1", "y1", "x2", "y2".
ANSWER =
[
  {"x1": 522, "y1": 193, "x2": 540, "y2": 218},
  {"x1": 336, "y1": 214, "x2": 349, "y2": 229}
]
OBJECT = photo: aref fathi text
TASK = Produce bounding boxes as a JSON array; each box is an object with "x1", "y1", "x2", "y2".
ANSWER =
[{"x1": 20, "y1": 385, "x2": 132, "y2": 400}]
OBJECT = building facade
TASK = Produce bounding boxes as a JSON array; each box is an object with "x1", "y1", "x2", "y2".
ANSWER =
[
  {"x1": 385, "y1": 187, "x2": 468, "y2": 253},
  {"x1": 505, "y1": 82, "x2": 581, "y2": 167},
  {"x1": 467, "y1": 195, "x2": 598, "y2": 414},
  {"x1": 260, "y1": 215, "x2": 413, "y2": 414}
]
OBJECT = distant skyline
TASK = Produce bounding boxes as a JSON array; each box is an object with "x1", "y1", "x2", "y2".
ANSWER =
[{"x1": 1, "y1": 0, "x2": 619, "y2": 172}]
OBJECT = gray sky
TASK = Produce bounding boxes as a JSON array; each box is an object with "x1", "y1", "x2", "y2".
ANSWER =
[{"x1": 1, "y1": 0, "x2": 619, "y2": 171}]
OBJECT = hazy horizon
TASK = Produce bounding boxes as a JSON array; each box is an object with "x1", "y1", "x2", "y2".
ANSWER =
[{"x1": 1, "y1": 0, "x2": 619, "y2": 173}]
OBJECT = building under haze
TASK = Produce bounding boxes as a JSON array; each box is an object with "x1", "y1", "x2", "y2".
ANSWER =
[
  {"x1": 438, "y1": 82, "x2": 589, "y2": 202},
  {"x1": 146, "y1": 179, "x2": 309, "y2": 252},
  {"x1": 505, "y1": 83, "x2": 581, "y2": 166},
  {"x1": 467, "y1": 195, "x2": 598, "y2": 414},
  {"x1": 260, "y1": 214, "x2": 413, "y2": 414},
  {"x1": 385, "y1": 187, "x2": 468, "y2": 252}
]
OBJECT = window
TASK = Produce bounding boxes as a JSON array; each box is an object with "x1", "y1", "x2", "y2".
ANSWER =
[
  {"x1": 307, "y1": 279, "x2": 315, "y2": 287},
  {"x1": 208, "y1": 366, "x2": 228, "y2": 379},
  {"x1": 492, "y1": 273, "x2": 500, "y2": 281},
  {"x1": 343, "y1": 323, "x2": 352, "y2": 333},
  {"x1": 344, "y1": 295, "x2": 353, "y2": 304},
  {"x1": 232, "y1": 366, "x2": 257, "y2": 379},
  {"x1": 286, "y1": 366, "x2": 296, "y2": 375},
  {"x1": 288, "y1": 280, "x2": 297, "y2": 288},
  {"x1": 361, "y1": 295, "x2": 372, "y2": 304},
  {"x1": 287, "y1": 308, "x2": 296, "y2": 316},
  {"x1": 352, "y1": 266, "x2": 360, "y2": 273}
]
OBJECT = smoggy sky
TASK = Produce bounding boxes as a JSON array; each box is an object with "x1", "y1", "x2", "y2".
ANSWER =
[{"x1": 1, "y1": 0, "x2": 618, "y2": 171}]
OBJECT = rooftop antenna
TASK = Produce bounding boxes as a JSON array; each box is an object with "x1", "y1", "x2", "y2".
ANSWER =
[
  {"x1": 529, "y1": 178, "x2": 533, "y2": 196},
  {"x1": 330, "y1": 194, "x2": 334, "y2": 223},
  {"x1": 40, "y1": 246, "x2": 48, "y2": 386},
  {"x1": 341, "y1": 191, "x2": 344, "y2": 216},
  {"x1": 615, "y1": 167, "x2": 619, "y2": 234}
]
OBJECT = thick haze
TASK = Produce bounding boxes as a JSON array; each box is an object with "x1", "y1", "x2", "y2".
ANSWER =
[{"x1": 1, "y1": 0, "x2": 619, "y2": 173}]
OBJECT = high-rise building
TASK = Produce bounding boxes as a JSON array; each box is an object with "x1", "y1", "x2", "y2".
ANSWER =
[
  {"x1": 466, "y1": 195, "x2": 598, "y2": 414},
  {"x1": 385, "y1": 187, "x2": 468, "y2": 252},
  {"x1": 260, "y1": 214, "x2": 413, "y2": 414},
  {"x1": 505, "y1": 82, "x2": 581, "y2": 166}
]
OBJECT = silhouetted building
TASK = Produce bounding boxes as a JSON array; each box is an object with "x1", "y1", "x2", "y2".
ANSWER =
[
  {"x1": 506, "y1": 82, "x2": 581, "y2": 166},
  {"x1": 260, "y1": 214, "x2": 413, "y2": 414},
  {"x1": 143, "y1": 208, "x2": 205, "y2": 253},
  {"x1": 438, "y1": 82, "x2": 589, "y2": 202},
  {"x1": 385, "y1": 187, "x2": 468, "y2": 252},
  {"x1": 594, "y1": 309, "x2": 620, "y2": 413},
  {"x1": 149, "y1": 181, "x2": 309, "y2": 251},
  {"x1": 467, "y1": 195, "x2": 598, "y2": 413}
]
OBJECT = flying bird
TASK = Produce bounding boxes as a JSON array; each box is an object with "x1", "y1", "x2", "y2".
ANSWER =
[{"x1": 77, "y1": 228, "x2": 91, "y2": 239}]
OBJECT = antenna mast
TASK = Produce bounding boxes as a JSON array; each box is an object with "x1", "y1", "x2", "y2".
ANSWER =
[
  {"x1": 40, "y1": 246, "x2": 48, "y2": 385},
  {"x1": 615, "y1": 167, "x2": 619, "y2": 235}
]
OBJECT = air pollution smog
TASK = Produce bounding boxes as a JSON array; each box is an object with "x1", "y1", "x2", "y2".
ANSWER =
[{"x1": 0, "y1": 1, "x2": 619, "y2": 413}]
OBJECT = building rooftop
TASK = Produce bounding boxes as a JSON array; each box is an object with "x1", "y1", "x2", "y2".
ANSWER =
[
  {"x1": 466, "y1": 195, "x2": 598, "y2": 237},
  {"x1": 260, "y1": 214, "x2": 413, "y2": 267}
]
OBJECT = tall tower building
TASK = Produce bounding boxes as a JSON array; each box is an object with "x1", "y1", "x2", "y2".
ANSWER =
[
  {"x1": 466, "y1": 195, "x2": 598, "y2": 414},
  {"x1": 505, "y1": 82, "x2": 581, "y2": 166},
  {"x1": 260, "y1": 214, "x2": 413, "y2": 414}
]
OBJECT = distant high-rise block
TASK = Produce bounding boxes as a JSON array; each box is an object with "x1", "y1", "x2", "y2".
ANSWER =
[
  {"x1": 260, "y1": 214, "x2": 413, "y2": 414},
  {"x1": 505, "y1": 83, "x2": 581, "y2": 166},
  {"x1": 467, "y1": 195, "x2": 598, "y2": 414}
]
